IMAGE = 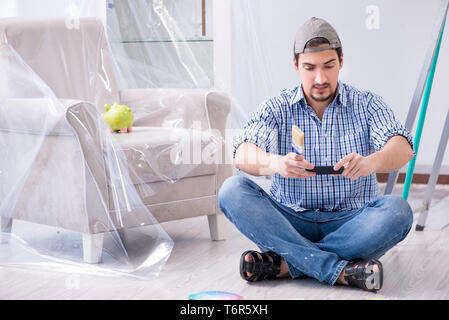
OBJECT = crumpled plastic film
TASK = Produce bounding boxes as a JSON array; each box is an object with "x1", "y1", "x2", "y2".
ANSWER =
[
  {"x1": 106, "y1": 0, "x2": 212, "y2": 89},
  {"x1": 0, "y1": 42, "x2": 174, "y2": 279},
  {"x1": 0, "y1": 3, "x2": 224, "y2": 280}
]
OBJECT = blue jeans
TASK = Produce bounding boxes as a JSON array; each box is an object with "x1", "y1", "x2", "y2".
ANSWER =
[{"x1": 218, "y1": 176, "x2": 413, "y2": 286}]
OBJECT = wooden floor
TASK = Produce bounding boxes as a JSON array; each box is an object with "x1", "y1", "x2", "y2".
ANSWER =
[{"x1": 1, "y1": 182, "x2": 449, "y2": 300}]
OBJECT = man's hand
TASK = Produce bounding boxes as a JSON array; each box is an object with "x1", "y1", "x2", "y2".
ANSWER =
[
  {"x1": 333, "y1": 152, "x2": 376, "y2": 180},
  {"x1": 272, "y1": 153, "x2": 316, "y2": 179}
]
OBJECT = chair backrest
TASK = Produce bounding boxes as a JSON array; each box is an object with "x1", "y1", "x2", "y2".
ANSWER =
[{"x1": 0, "y1": 17, "x2": 120, "y2": 110}]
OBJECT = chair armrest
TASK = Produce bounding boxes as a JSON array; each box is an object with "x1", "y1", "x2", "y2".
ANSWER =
[
  {"x1": 65, "y1": 102, "x2": 109, "y2": 208},
  {"x1": 0, "y1": 98, "x2": 83, "y2": 136},
  {"x1": 204, "y1": 91, "x2": 233, "y2": 187},
  {"x1": 204, "y1": 91, "x2": 231, "y2": 138},
  {"x1": 119, "y1": 88, "x2": 230, "y2": 135}
]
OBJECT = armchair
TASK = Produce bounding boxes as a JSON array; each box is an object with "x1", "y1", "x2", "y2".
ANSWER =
[{"x1": 0, "y1": 17, "x2": 232, "y2": 264}]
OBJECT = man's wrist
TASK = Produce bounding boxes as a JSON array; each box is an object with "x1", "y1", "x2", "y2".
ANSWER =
[
  {"x1": 367, "y1": 151, "x2": 383, "y2": 173},
  {"x1": 268, "y1": 154, "x2": 281, "y2": 175}
]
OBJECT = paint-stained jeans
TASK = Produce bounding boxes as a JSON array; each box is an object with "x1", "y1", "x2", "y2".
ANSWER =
[{"x1": 218, "y1": 176, "x2": 413, "y2": 285}]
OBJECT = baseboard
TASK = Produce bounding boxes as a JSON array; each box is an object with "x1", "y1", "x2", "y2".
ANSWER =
[
  {"x1": 376, "y1": 173, "x2": 449, "y2": 185},
  {"x1": 250, "y1": 172, "x2": 449, "y2": 185}
]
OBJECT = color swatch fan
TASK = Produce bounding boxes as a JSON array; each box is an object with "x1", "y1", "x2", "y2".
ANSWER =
[{"x1": 188, "y1": 291, "x2": 244, "y2": 300}]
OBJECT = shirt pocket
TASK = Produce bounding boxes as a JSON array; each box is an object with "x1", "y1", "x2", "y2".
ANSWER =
[{"x1": 337, "y1": 129, "x2": 370, "y2": 158}]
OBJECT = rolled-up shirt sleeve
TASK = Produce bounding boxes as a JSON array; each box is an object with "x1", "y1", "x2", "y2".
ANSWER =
[
  {"x1": 368, "y1": 94, "x2": 415, "y2": 155},
  {"x1": 232, "y1": 99, "x2": 280, "y2": 159}
]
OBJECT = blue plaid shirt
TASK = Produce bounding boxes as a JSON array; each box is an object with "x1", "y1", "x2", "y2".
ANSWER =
[{"x1": 233, "y1": 81, "x2": 415, "y2": 212}]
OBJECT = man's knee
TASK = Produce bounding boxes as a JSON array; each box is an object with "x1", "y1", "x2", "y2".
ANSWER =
[
  {"x1": 218, "y1": 175, "x2": 249, "y2": 212},
  {"x1": 378, "y1": 195, "x2": 414, "y2": 233},
  {"x1": 340, "y1": 195, "x2": 413, "y2": 260}
]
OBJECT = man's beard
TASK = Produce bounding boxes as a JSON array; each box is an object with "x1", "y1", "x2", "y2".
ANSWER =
[
  {"x1": 310, "y1": 92, "x2": 334, "y2": 102},
  {"x1": 310, "y1": 84, "x2": 335, "y2": 102}
]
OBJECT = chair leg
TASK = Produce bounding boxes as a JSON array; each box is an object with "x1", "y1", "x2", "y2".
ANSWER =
[
  {"x1": 0, "y1": 217, "x2": 12, "y2": 244},
  {"x1": 82, "y1": 233, "x2": 104, "y2": 264},
  {"x1": 207, "y1": 214, "x2": 227, "y2": 241}
]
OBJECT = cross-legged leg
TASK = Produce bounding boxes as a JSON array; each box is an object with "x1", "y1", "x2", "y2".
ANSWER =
[
  {"x1": 218, "y1": 175, "x2": 348, "y2": 285},
  {"x1": 316, "y1": 195, "x2": 414, "y2": 262}
]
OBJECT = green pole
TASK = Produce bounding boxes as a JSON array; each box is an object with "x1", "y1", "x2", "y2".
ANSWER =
[{"x1": 402, "y1": 22, "x2": 445, "y2": 200}]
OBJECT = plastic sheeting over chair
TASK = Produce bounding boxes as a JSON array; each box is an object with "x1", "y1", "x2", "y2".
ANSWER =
[{"x1": 0, "y1": 5, "x2": 230, "y2": 280}]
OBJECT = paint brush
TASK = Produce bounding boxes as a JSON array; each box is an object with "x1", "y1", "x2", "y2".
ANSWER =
[{"x1": 292, "y1": 125, "x2": 304, "y2": 155}]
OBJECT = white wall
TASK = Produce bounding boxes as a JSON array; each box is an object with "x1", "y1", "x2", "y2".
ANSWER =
[
  {"x1": 226, "y1": 0, "x2": 449, "y2": 174},
  {"x1": 1, "y1": 0, "x2": 106, "y2": 22},
  {"x1": 0, "y1": 1, "x2": 17, "y2": 17},
  {"x1": 213, "y1": 0, "x2": 232, "y2": 93}
]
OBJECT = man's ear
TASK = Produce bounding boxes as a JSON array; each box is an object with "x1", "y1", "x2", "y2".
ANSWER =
[
  {"x1": 293, "y1": 57, "x2": 299, "y2": 71},
  {"x1": 339, "y1": 52, "x2": 344, "y2": 69}
]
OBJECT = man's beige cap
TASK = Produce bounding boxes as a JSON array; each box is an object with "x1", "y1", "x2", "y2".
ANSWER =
[{"x1": 294, "y1": 17, "x2": 342, "y2": 54}]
